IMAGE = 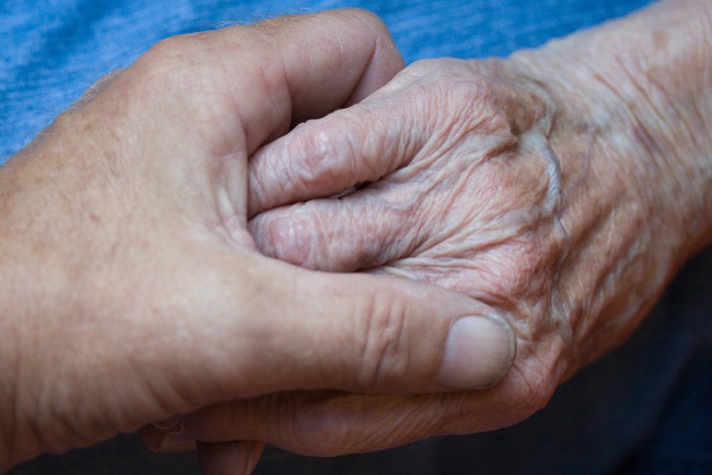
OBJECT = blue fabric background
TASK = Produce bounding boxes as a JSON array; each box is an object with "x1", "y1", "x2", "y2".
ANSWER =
[
  {"x1": 1, "y1": 0, "x2": 652, "y2": 161},
  {"x1": 3, "y1": 1, "x2": 712, "y2": 474}
]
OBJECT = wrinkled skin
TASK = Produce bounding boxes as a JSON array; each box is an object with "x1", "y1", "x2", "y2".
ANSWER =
[
  {"x1": 256, "y1": 59, "x2": 592, "y2": 384},
  {"x1": 171, "y1": 0, "x2": 712, "y2": 465},
  {"x1": 252, "y1": 57, "x2": 678, "y2": 380},
  {"x1": 1, "y1": 10, "x2": 520, "y2": 473}
]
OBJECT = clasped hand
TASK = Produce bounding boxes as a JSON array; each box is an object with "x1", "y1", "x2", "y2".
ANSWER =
[
  {"x1": 3, "y1": 3, "x2": 712, "y2": 475},
  {"x1": 0, "y1": 9, "x2": 514, "y2": 474}
]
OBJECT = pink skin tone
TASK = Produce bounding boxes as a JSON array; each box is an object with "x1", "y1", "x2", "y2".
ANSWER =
[
  {"x1": 151, "y1": 1, "x2": 712, "y2": 473},
  {"x1": 0, "y1": 10, "x2": 516, "y2": 473},
  {"x1": 2, "y1": 1, "x2": 712, "y2": 475}
]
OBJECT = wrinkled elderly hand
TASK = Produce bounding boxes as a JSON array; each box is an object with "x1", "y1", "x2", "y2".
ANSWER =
[
  {"x1": 0, "y1": 10, "x2": 519, "y2": 472},
  {"x1": 175, "y1": 0, "x2": 712, "y2": 465}
]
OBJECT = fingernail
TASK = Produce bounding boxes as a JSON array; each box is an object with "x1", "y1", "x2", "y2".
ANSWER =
[
  {"x1": 156, "y1": 433, "x2": 193, "y2": 452},
  {"x1": 437, "y1": 315, "x2": 516, "y2": 389}
]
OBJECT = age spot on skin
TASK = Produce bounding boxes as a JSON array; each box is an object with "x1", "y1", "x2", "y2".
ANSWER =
[{"x1": 653, "y1": 29, "x2": 669, "y2": 50}]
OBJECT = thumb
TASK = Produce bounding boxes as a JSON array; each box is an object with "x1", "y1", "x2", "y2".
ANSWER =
[{"x1": 200, "y1": 257, "x2": 516, "y2": 396}]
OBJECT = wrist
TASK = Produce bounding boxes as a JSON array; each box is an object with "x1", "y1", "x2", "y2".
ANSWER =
[
  {"x1": 0, "y1": 140, "x2": 85, "y2": 469},
  {"x1": 511, "y1": 0, "x2": 712, "y2": 254},
  {"x1": 496, "y1": 0, "x2": 712, "y2": 371}
]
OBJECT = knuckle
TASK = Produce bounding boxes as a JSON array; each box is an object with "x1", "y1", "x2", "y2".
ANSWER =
[
  {"x1": 129, "y1": 32, "x2": 244, "y2": 150},
  {"x1": 135, "y1": 34, "x2": 210, "y2": 92},
  {"x1": 290, "y1": 118, "x2": 358, "y2": 187},
  {"x1": 397, "y1": 60, "x2": 512, "y2": 139},
  {"x1": 355, "y1": 285, "x2": 412, "y2": 389},
  {"x1": 340, "y1": 8, "x2": 389, "y2": 35},
  {"x1": 255, "y1": 204, "x2": 368, "y2": 273},
  {"x1": 291, "y1": 124, "x2": 339, "y2": 186},
  {"x1": 144, "y1": 36, "x2": 191, "y2": 71},
  {"x1": 290, "y1": 107, "x2": 393, "y2": 189},
  {"x1": 147, "y1": 33, "x2": 204, "y2": 60},
  {"x1": 256, "y1": 206, "x2": 343, "y2": 271},
  {"x1": 441, "y1": 80, "x2": 504, "y2": 133},
  {"x1": 403, "y1": 58, "x2": 466, "y2": 84},
  {"x1": 474, "y1": 241, "x2": 546, "y2": 300},
  {"x1": 259, "y1": 210, "x2": 316, "y2": 267},
  {"x1": 404, "y1": 58, "x2": 440, "y2": 77}
]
